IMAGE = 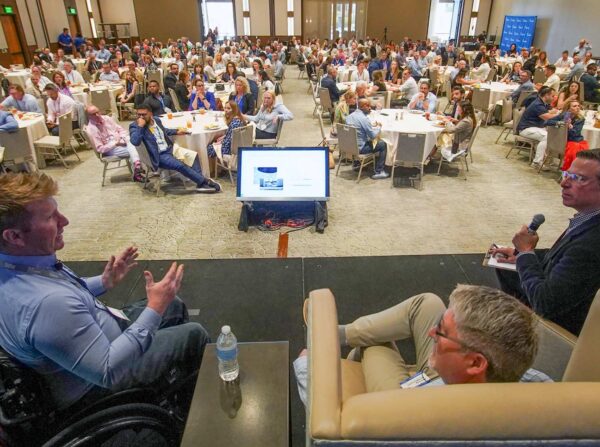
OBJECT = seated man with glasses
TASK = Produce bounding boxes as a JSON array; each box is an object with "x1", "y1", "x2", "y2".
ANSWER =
[
  {"x1": 294, "y1": 284, "x2": 543, "y2": 403},
  {"x1": 491, "y1": 149, "x2": 600, "y2": 335}
]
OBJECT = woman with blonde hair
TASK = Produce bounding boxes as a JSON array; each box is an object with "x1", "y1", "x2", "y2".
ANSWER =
[
  {"x1": 228, "y1": 76, "x2": 254, "y2": 114},
  {"x1": 243, "y1": 90, "x2": 293, "y2": 139},
  {"x1": 333, "y1": 90, "x2": 357, "y2": 126},
  {"x1": 546, "y1": 99, "x2": 589, "y2": 170},
  {"x1": 214, "y1": 52, "x2": 225, "y2": 71}
]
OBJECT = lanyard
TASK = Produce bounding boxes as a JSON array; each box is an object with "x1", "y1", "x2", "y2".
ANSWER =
[{"x1": 0, "y1": 259, "x2": 91, "y2": 294}]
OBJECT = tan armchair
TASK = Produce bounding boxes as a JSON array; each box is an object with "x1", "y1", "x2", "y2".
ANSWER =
[{"x1": 306, "y1": 288, "x2": 600, "y2": 446}]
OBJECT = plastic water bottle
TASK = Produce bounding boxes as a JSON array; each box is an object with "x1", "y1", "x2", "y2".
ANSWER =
[{"x1": 216, "y1": 325, "x2": 239, "y2": 381}]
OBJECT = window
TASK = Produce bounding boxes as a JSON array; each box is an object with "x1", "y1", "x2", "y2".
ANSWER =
[
  {"x1": 330, "y1": 1, "x2": 360, "y2": 40},
  {"x1": 469, "y1": 17, "x2": 477, "y2": 36},
  {"x1": 427, "y1": 0, "x2": 462, "y2": 43},
  {"x1": 202, "y1": 0, "x2": 236, "y2": 39},
  {"x1": 89, "y1": 17, "x2": 97, "y2": 38},
  {"x1": 472, "y1": 0, "x2": 480, "y2": 13},
  {"x1": 244, "y1": 17, "x2": 250, "y2": 35}
]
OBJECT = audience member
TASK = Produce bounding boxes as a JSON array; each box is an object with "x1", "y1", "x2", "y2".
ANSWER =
[
  {"x1": 0, "y1": 85, "x2": 42, "y2": 113},
  {"x1": 44, "y1": 83, "x2": 78, "y2": 136},
  {"x1": 85, "y1": 105, "x2": 143, "y2": 181},
  {"x1": 408, "y1": 82, "x2": 437, "y2": 113},
  {"x1": 62, "y1": 61, "x2": 84, "y2": 85},
  {"x1": 228, "y1": 77, "x2": 254, "y2": 114},
  {"x1": 207, "y1": 100, "x2": 245, "y2": 159},
  {"x1": 510, "y1": 70, "x2": 535, "y2": 104},
  {"x1": 548, "y1": 99, "x2": 589, "y2": 170},
  {"x1": 555, "y1": 81, "x2": 581, "y2": 109},
  {"x1": 518, "y1": 86, "x2": 560, "y2": 166},
  {"x1": 98, "y1": 63, "x2": 120, "y2": 83},
  {"x1": 321, "y1": 65, "x2": 341, "y2": 103},
  {"x1": 345, "y1": 98, "x2": 388, "y2": 179},
  {"x1": 243, "y1": 90, "x2": 293, "y2": 139},
  {"x1": 0, "y1": 109, "x2": 18, "y2": 132},
  {"x1": 580, "y1": 63, "x2": 600, "y2": 103},
  {"x1": 440, "y1": 101, "x2": 478, "y2": 162},
  {"x1": 130, "y1": 103, "x2": 221, "y2": 193},
  {"x1": 554, "y1": 50, "x2": 573, "y2": 69},
  {"x1": 189, "y1": 79, "x2": 216, "y2": 111},
  {"x1": 144, "y1": 80, "x2": 173, "y2": 116}
]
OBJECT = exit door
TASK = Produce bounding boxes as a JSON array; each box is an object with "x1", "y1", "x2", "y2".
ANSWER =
[{"x1": 0, "y1": 14, "x2": 25, "y2": 66}]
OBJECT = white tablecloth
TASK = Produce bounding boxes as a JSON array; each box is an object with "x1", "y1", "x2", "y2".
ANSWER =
[
  {"x1": 160, "y1": 111, "x2": 228, "y2": 177},
  {"x1": 71, "y1": 83, "x2": 124, "y2": 117},
  {"x1": 496, "y1": 57, "x2": 518, "y2": 69},
  {"x1": 5, "y1": 70, "x2": 31, "y2": 88},
  {"x1": 337, "y1": 82, "x2": 393, "y2": 108},
  {"x1": 582, "y1": 123, "x2": 600, "y2": 148},
  {"x1": 155, "y1": 58, "x2": 176, "y2": 71},
  {"x1": 475, "y1": 82, "x2": 516, "y2": 107},
  {"x1": 373, "y1": 109, "x2": 443, "y2": 166},
  {"x1": 71, "y1": 58, "x2": 87, "y2": 72},
  {"x1": 8, "y1": 113, "x2": 49, "y2": 167}
]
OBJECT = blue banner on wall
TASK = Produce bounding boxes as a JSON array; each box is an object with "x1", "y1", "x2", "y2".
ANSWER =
[{"x1": 500, "y1": 15, "x2": 537, "y2": 54}]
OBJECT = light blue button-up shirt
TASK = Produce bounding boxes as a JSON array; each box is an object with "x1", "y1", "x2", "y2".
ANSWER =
[
  {"x1": 0, "y1": 253, "x2": 161, "y2": 409},
  {"x1": 345, "y1": 108, "x2": 381, "y2": 149}
]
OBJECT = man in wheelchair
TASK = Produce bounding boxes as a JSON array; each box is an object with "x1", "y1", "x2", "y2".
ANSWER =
[{"x1": 0, "y1": 172, "x2": 210, "y2": 445}]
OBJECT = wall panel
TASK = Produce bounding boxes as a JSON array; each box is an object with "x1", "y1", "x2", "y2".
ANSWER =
[
  {"x1": 250, "y1": 0, "x2": 270, "y2": 35},
  {"x1": 15, "y1": 0, "x2": 36, "y2": 45},
  {"x1": 42, "y1": 0, "x2": 70, "y2": 42},
  {"x1": 98, "y1": 0, "x2": 138, "y2": 36},
  {"x1": 488, "y1": 0, "x2": 600, "y2": 60},
  {"x1": 274, "y1": 0, "x2": 287, "y2": 36},
  {"x1": 25, "y1": 0, "x2": 47, "y2": 47},
  {"x1": 132, "y1": 0, "x2": 201, "y2": 42},
  {"x1": 366, "y1": 0, "x2": 430, "y2": 41}
]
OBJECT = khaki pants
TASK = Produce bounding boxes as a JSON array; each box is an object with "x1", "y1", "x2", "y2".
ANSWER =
[{"x1": 345, "y1": 293, "x2": 446, "y2": 392}]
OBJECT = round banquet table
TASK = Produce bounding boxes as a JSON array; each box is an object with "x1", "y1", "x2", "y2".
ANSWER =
[
  {"x1": 71, "y1": 83, "x2": 124, "y2": 117},
  {"x1": 2, "y1": 112, "x2": 50, "y2": 167},
  {"x1": 5, "y1": 69, "x2": 31, "y2": 88},
  {"x1": 495, "y1": 57, "x2": 518, "y2": 70},
  {"x1": 70, "y1": 58, "x2": 87, "y2": 72},
  {"x1": 155, "y1": 58, "x2": 176, "y2": 71},
  {"x1": 474, "y1": 81, "x2": 517, "y2": 107},
  {"x1": 370, "y1": 109, "x2": 444, "y2": 166},
  {"x1": 160, "y1": 111, "x2": 228, "y2": 178},
  {"x1": 337, "y1": 81, "x2": 393, "y2": 108},
  {"x1": 582, "y1": 122, "x2": 600, "y2": 148}
]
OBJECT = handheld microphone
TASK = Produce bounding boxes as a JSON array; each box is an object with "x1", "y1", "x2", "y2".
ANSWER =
[
  {"x1": 527, "y1": 214, "x2": 545, "y2": 234},
  {"x1": 513, "y1": 214, "x2": 545, "y2": 256}
]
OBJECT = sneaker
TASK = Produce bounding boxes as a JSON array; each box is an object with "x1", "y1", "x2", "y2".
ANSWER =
[
  {"x1": 205, "y1": 179, "x2": 222, "y2": 192},
  {"x1": 196, "y1": 185, "x2": 217, "y2": 193},
  {"x1": 132, "y1": 172, "x2": 145, "y2": 183},
  {"x1": 371, "y1": 171, "x2": 390, "y2": 180}
]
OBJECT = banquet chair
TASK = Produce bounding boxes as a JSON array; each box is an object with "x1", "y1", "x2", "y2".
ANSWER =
[
  {"x1": 168, "y1": 87, "x2": 183, "y2": 112},
  {"x1": 485, "y1": 68, "x2": 497, "y2": 83},
  {"x1": 90, "y1": 89, "x2": 113, "y2": 117},
  {"x1": 146, "y1": 70, "x2": 163, "y2": 92},
  {"x1": 215, "y1": 124, "x2": 253, "y2": 184},
  {"x1": 253, "y1": 119, "x2": 284, "y2": 147},
  {"x1": 0, "y1": 128, "x2": 37, "y2": 172},
  {"x1": 136, "y1": 141, "x2": 175, "y2": 196},
  {"x1": 82, "y1": 70, "x2": 92, "y2": 83},
  {"x1": 495, "y1": 98, "x2": 514, "y2": 143},
  {"x1": 317, "y1": 113, "x2": 338, "y2": 154},
  {"x1": 297, "y1": 60, "x2": 306, "y2": 79},
  {"x1": 368, "y1": 93, "x2": 386, "y2": 110},
  {"x1": 335, "y1": 123, "x2": 375, "y2": 183},
  {"x1": 533, "y1": 67, "x2": 547, "y2": 84},
  {"x1": 538, "y1": 124, "x2": 567, "y2": 174},
  {"x1": 470, "y1": 88, "x2": 493, "y2": 126},
  {"x1": 515, "y1": 90, "x2": 535, "y2": 109},
  {"x1": 447, "y1": 57, "x2": 455, "y2": 67},
  {"x1": 318, "y1": 88, "x2": 335, "y2": 121},
  {"x1": 429, "y1": 69, "x2": 441, "y2": 96},
  {"x1": 437, "y1": 117, "x2": 481, "y2": 180},
  {"x1": 310, "y1": 80, "x2": 321, "y2": 116},
  {"x1": 33, "y1": 112, "x2": 79, "y2": 169},
  {"x1": 82, "y1": 127, "x2": 132, "y2": 187},
  {"x1": 442, "y1": 79, "x2": 453, "y2": 112},
  {"x1": 390, "y1": 132, "x2": 427, "y2": 190},
  {"x1": 304, "y1": 288, "x2": 600, "y2": 447},
  {"x1": 506, "y1": 107, "x2": 537, "y2": 162}
]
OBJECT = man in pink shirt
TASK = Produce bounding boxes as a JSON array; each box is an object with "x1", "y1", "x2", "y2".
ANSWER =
[{"x1": 85, "y1": 105, "x2": 143, "y2": 181}]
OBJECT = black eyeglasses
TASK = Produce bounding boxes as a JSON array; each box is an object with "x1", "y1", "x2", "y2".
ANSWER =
[{"x1": 432, "y1": 315, "x2": 481, "y2": 354}]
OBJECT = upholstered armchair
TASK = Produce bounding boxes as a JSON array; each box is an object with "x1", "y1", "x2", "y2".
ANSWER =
[{"x1": 306, "y1": 288, "x2": 600, "y2": 446}]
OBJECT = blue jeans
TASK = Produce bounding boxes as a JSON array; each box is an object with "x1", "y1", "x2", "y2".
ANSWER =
[
  {"x1": 360, "y1": 140, "x2": 387, "y2": 174},
  {"x1": 159, "y1": 151, "x2": 206, "y2": 187}
]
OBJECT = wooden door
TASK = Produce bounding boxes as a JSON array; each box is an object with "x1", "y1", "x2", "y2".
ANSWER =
[{"x1": 0, "y1": 15, "x2": 25, "y2": 66}]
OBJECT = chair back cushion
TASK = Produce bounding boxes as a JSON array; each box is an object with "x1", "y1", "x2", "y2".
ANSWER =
[{"x1": 564, "y1": 289, "x2": 600, "y2": 382}]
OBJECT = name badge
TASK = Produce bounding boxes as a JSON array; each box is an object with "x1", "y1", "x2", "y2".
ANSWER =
[
  {"x1": 400, "y1": 371, "x2": 432, "y2": 389},
  {"x1": 106, "y1": 306, "x2": 131, "y2": 321}
]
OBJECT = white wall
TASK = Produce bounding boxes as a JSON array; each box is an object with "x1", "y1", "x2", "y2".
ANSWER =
[
  {"x1": 26, "y1": 0, "x2": 47, "y2": 47},
  {"x1": 98, "y1": 0, "x2": 139, "y2": 36},
  {"x1": 250, "y1": 0, "x2": 270, "y2": 35},
  {"x1": 15, "y1": 0, "x2": 36, "y2": 45},
  {"x1": 274, "y1": 0, "x2": 287, "y2": 36},
  {"x1": 488, "y1": 0, "x2": 600, "y2": 60},
  {"x1": 74, "y1": 0, "x2": 92, "y2": 37},
  {"x1": 43, "y1": 0, "x2": 70, "y2": 42}
]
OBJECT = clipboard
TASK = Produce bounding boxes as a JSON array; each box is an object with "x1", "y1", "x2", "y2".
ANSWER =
[{"x1": 483, "y1": 243, "x2": 517, "y2": 271}]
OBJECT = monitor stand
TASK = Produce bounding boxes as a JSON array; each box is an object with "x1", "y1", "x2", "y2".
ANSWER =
[{"x1": 238, "y1": 201, "x2": 328, "y2": 233}]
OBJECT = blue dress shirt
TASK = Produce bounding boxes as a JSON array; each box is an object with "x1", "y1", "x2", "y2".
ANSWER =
[
  {"x1": 0, "y1": 111, "x2": 18, "y2": 132},
  {"x1": 0, "y1": 253, "x2": 161, "y2": 409},
  {"x1": 345, "y1": 109, "x2": 380, "y2": 149}
]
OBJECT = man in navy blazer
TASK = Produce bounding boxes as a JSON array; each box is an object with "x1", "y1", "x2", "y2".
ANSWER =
[
  {"x1": 492, "y1": 149, "x2": 600, "y2": 335},
  {"x1": 320, "y1": 66, "x2": 340, "y2": 104},
  {"x1": 129, "y1": 103, "x2": 221, "y2": 193}
]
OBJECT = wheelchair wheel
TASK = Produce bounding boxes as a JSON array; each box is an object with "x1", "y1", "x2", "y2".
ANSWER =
[{"x1": 41, "y1": 403, "x2": 181, "y2": 447}]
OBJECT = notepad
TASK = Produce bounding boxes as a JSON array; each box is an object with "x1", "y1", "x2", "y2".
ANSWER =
[{"x1": 482, "y1": 244, "x2": 517, "y2": 271}]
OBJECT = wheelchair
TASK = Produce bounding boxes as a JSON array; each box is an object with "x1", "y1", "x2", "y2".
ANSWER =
[{"x1": 0, "y1": 347, "x2": 192, "y2": 447}]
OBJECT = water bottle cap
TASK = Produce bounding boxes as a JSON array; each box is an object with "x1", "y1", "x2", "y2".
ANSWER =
[{"x1": 221, "y1": 325, "x2": 231, "y2": 334}]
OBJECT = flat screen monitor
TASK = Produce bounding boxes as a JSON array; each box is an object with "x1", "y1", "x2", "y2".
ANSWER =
[{"x1": 236, "y1": 147, "x2": 330, "y2": 201}]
